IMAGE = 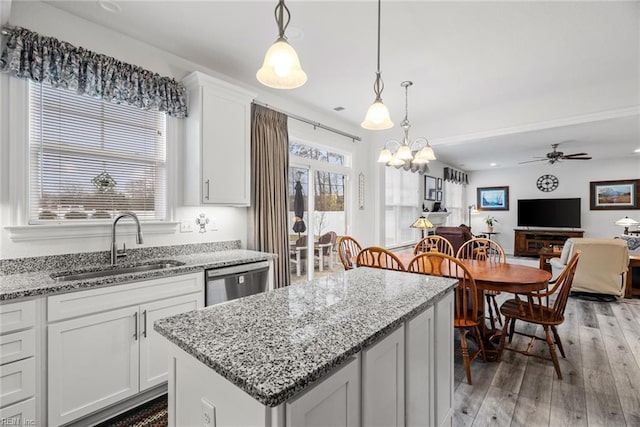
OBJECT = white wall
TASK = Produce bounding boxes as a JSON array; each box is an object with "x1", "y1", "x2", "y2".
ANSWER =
[
  {"x1": 468, "y1": 158, "x2": 640, "y2": 255},
  {"x1": 1, "y1": 1, "x2": 376, "y2": 258}
]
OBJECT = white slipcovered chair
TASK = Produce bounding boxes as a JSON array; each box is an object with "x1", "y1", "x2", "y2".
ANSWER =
[{"x1": 550, "y1": 238, "x2": 629, "y2": 296}]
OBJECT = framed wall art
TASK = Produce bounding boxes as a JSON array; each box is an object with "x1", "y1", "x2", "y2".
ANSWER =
[
  {"x1": 437, "y1": 178, "x2": 443, "y2": 190},
  {"x1": 436, "y1": 191, "x2": 443, "y2": 202},
  {"x1": 424, "y1": 176, "x2": 437, "y2": 201},
  {"x1": 590, "y1": 179, "x2": 639, "y2": 210},
  {"x1": 477, "y1": 186, "x2": 509, "y2": 211}
]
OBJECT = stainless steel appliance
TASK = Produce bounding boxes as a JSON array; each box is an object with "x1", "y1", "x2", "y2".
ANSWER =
[{"x1": 205, "y1": 261, "x2": 270, "y2": 306}]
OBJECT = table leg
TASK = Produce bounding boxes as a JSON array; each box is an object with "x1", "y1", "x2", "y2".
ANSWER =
[
  {"x1": 319, "y1": 249, "x2": 324, "y2": 272},
  {"x1": 296, "y1": 250, "x2": 301, "y2": 277}
]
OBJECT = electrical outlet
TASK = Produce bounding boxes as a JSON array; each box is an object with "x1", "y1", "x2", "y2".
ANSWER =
[
  {"x1": 211, "y1": 218, "x2": 218, "y2": 231},
  {"x1": 201, "y1": 398, "x2": 216, "y2": 427},
  {"x1": 180, "y1": 219, "x2": 194, "y2": 233}
]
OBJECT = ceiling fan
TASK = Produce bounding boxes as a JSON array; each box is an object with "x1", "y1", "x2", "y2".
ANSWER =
[{"x1": 519, "y1": 143, "x2": 592, "y2": 165}]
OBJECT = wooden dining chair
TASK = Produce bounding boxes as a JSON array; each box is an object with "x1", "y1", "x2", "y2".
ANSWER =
[
  {"x1": 457, "y1": 238, "x2": 507, "y2": 330},
  {"x1": 498, "y1": 251, "x2": 580, "y2": 380},
  {"x1": 338, "y1": 236, "x2": 362, "y2": 270},
  {"x1": 356, "y1": 246, "x2": 405, "y2": 271},
  {"x1": 407, "y1": 252, "x2": 486, "y2": 384},
  {"x1": 413, "y1": 235, "x2": 455, "y2": 256}
]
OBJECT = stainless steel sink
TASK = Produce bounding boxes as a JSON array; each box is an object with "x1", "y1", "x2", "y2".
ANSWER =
[{"x1": 50, "y1": 260, "x2": 186, "y2": 282}]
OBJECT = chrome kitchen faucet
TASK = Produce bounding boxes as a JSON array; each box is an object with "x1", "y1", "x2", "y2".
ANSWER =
[{"x1": 111, "y1": 212, "x2": 144, "y2": 265}]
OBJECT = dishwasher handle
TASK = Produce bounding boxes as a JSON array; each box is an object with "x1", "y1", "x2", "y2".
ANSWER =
[{"x1": 206, "y1": 261, "x2": 270, "y2": 278}]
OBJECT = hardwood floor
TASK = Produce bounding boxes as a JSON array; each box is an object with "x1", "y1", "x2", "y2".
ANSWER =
[{"x1": 453, "y1": 295, "x2": 640, "y2": 426}]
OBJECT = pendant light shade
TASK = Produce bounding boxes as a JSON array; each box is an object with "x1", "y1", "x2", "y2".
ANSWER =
[
  {"x1": 257, "y1": 1, "x2": 307, "y2": 89},
  {"x1": 362, "y1": 0, "x2": 393, "y2": 130}
]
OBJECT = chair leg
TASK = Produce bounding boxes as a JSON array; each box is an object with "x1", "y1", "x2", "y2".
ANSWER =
[
  {"x1": 508, "y1": 317, "x2": 516, "y2": 343},
  {"x1": 491, "y1": 295, "x2": 503, "y2": 326},
  {"x1": 497, "y1": 317, "x2": 510, "y2": 361},
  {"x1": 485, "y1": 294, "x2": 496, "y2": 330},
  {"x1": 459, "y1": 329, "x2": 473, "y2": 385},
  {"x1": 473, "y1": 325, "x2": 487, "y2": 362},
  {"x1": 551, "y1": 325, "x2": 566, "y2": 358},
  {"x1": 544, "y1": 326, "x2": 562, "y2": 380}
]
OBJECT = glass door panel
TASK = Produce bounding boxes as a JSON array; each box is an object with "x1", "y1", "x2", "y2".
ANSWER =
[
  {"x1": 289, "y1": 167, "x2": 309, "y2": 283},
  {"x1": 313, "y1": 170, "x2": 346, "y2": 276}
]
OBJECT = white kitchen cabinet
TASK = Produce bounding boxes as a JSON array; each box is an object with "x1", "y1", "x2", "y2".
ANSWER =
[
  {"x1": 47, "y1": 306, "x2": 139, "y2": 426},
  {"x1": 361, "y1": 326, "x2": 405, "y2": 427},
  {"x1": 0, "y1": 299, "x2": 38, "y2": 426},
  {"x1": 285, "y1": 356, "x2": 360, "y2": 427},
  {"x1": 182, "y1": 71, "x2": 256, "y2": 206},
  {"x1": 435, "y1": 291, "x2": 454, "y2": 426},
  {"x1": 47, "y1": 272, "x2": 204, "y2": 426},
  {"x1": 139, "y1": 294, "x2": 201, "y2": 391},
  {"x1": 406, "y1": 306, "x2": 435, "y2": 427}
]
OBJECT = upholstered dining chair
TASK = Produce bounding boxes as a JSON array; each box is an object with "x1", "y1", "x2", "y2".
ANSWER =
[
  {"x1": 356, "y1": 247, "x2": 405, "y2": 271},
  {"x1": 457, "y1": 238, "x2": 507, "y2": 330},
  {"x1": 407, "y1": 252, "x2": 486, "y2": 384},
  {"x1": 338, "y1": 236, "x2": 362, "y2": 270},
  {"x1": 413, "y1": 235, "x2": 455, "y2": 256},
  {"x1": 498, "y1": 251, "x2": 580, "y2": 380}
]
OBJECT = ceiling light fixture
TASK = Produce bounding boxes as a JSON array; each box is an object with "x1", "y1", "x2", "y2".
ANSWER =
[
  {"x1": 377, "y1": 81, "x2": 436, "y2": 167},
  {"x1": 256, "y1": 0, "x2": 307, "y2": 89},
  {"x1": 361, "y1": 0, "x2": 393, "y2": 130}
]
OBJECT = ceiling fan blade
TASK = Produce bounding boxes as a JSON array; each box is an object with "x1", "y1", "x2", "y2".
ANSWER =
[
  {"x1": 562, "y1": 152, "x2": 588, "y2": 157},
  {"x1": 518, "y1": 159, "x2": 548, "y2": 164},
  {"x1": 562, "y1": 156, "x2": 592, "y2": 160}
]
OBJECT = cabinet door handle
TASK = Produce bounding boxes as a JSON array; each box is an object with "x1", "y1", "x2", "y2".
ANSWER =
[
  {"x1": 204, "y1": 179, "x2": 210, "y2": 200},
  {"x1": 133, "y1": 312, "x2": 138, "y2": 340},
  {"x1": 142, "y1": 310, "x2": 148, "y2": 338}
]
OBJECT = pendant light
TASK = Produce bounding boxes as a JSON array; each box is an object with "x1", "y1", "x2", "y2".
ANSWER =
[
  {"x1": 361, "y1": 0, "x2": 393, "y2": 130},
  {"x1": 256, "y1": 0, "x2": 307, "y2": 89},
  {"x1": 378, "y1": 81, "x2": 436, "y2": 166}
]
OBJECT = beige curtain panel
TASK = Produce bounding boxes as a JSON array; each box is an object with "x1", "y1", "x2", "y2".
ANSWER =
[{"x1": 249, "y1": 104, "x2": 290, "y2": 288}]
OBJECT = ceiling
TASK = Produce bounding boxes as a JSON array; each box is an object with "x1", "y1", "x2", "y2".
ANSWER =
[{"x1": 34, "y1": 0, "x2": 640, "y2": 170}]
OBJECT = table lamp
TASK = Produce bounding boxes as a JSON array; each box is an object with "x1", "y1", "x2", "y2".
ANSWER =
[
  {"x1": 411, "y1": 216, "x2": 434, "y2": 239},
  {"x1": 615, "y1": 216, "x2": 639, "y2": 235}
]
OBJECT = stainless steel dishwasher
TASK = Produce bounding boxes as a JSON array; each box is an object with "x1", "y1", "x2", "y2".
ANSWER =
[{"x1": 205, "y1": 260, "x2": 270, "y2": 306}]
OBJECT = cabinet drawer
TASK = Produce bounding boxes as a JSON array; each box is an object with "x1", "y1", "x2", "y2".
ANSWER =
[
  {"x1": 48, "y1": 272, "x2": 204, "y2": 322},
  {"x1": 0, "y1": 358, "x2": 35, "y2": 408},
  {"x1": 0, "y1": 398, "x2": 36, "y2": 425},
  {"x1": 0, "y1": 300, "x2": 36, "y2": 334},
  {"x1": 0, "y1": 330, "x2": 35, "y2": 365}
]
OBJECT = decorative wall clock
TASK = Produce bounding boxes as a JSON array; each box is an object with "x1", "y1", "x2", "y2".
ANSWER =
[{"x1": 537, "y1": 174, "x2": 559, "y2": 192}]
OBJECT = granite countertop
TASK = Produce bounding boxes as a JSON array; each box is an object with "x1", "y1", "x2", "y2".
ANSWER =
[
  {"x1": 0, "y1": 249, "x2": 273, "y2": 302},
  {"x1": 154, "y1": 267, "x2": 457, "y2": 407}
]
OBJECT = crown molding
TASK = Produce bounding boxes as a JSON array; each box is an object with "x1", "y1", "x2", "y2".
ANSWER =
[{"x1": 430, "y1": 106, "x2": 640, "y2": 146}]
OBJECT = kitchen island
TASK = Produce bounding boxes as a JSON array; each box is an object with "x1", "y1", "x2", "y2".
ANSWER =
[{"x1": 155, "y1": 267, "x2": 457, "y2": 427}]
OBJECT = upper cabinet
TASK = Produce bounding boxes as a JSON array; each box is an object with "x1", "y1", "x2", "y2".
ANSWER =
[{"x1": 182, "y1": 72, "x2": 257, "y2": 206}]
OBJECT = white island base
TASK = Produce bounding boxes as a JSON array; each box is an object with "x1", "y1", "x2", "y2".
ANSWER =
[{"x1": 165, "y1": 291, "x2": 454, "y2": 427}]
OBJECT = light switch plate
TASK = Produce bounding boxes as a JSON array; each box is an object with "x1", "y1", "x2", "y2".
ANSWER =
[
  {"x1": 211, "y1": 218, "x2": 218, "y2": 231},
  {"x1": 180, "y1": 219, "x2": 194, "y2": 233}
]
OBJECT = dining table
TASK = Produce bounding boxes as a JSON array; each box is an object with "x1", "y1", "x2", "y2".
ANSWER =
[{"x1": 394, "y1": 252, "x2": 552, "y2": 360}]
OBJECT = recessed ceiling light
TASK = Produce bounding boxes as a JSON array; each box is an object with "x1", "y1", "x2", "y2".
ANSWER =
[
  {"x1": 635, "y1": 148, "x2": 640, "y2": 153},
  {"x1": 286, "y1": 26, "x2": 304, "y2": 41},
  {"x1": 490, "y1": 162, "x2": 497, "y2": 167},
  {"x1": 98, "y1": 0, "x2": 121, "y2": 13},
  {"x1": 333, "y1": 106, "x2": 345, "y2": 112}
]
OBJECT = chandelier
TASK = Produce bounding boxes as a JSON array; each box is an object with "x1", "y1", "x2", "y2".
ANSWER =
[
  {"x1": 256, "y1": 0, "x2": 307, "y2": 89},
  {"x1": 377, "y1": 81, "x2": 436, "y2": 166}
]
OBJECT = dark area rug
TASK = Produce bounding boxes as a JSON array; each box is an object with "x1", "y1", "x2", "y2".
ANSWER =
[
  {"x1": 570, "y1": 291, "x2": 617, "y2": 302},
  {"x1": 95, "y1": 395, "x2": 168, "y2": 427}
]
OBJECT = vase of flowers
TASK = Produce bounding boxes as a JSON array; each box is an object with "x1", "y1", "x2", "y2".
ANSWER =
[{"x1": 484, "y1": 216, "x2": 497, "y2": 232}]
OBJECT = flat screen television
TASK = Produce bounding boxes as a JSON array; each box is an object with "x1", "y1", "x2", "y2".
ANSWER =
[{"x1": 517, "y1": 198, "x2": 581, "y2": 228}]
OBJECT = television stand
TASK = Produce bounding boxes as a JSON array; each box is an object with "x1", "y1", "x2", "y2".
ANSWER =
[{"x1": 514, "y1": 229, "x2": 584, "y2": 257}]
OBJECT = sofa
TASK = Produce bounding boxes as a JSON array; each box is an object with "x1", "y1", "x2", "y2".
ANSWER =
[
  {"x1": 434, "y1": 225, "x2": 473, "y2": 255},
  {"x1": 550, "y1": 238, "x2": 629, "y2": 296}
]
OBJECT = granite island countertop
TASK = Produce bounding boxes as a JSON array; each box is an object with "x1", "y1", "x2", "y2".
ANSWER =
[
  {"x1": 0, "y1": 249, "x2": 273, "y2": 301},
  {"x1": 154, "y1": 267, "x2": 457, "y2": 407}
]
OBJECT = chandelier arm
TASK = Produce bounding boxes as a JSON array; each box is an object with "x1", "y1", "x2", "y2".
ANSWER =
[
  {"x1": 275, "y1": 0, "x2": 291, "y2": 38},
  {"x1": 383, "y1": 139, "x2": 402, "y2": 150},
  {"x1": 409, "y1": 137, "x2": 430, "y2": 150}
]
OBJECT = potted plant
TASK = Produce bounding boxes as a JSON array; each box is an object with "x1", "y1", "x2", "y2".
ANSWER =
[{"x1": 484, "y1": 216, "x2": 497, "y2": 232}]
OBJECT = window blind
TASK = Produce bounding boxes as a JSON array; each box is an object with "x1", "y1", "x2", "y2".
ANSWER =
[{"x1": 28, "y1": 82, "x2": 166, "y2": 223}]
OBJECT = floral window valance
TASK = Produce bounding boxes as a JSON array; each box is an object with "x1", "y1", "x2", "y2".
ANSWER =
[
  {"x1": 443, "y1": 167, "x2": 468, "y2": 185},
  {"x1": 0, "y1": 26, "x2": 187, "y2": 118}
]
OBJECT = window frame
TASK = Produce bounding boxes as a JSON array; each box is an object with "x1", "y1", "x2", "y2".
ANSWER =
[{"x1": 3, "y1": 76, "x2": 178, "y2": 242}]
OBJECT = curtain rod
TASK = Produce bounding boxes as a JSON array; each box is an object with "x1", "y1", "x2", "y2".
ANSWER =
[{"x1": 252, "y1": 100, "x2": 361, "y2": 142}]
